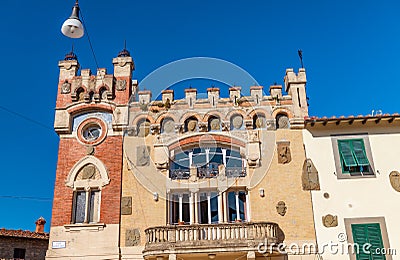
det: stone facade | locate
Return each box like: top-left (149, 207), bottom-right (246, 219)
top-left (48, 50), bottom-right (317, 260)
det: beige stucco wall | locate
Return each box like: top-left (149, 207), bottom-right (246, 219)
top-left (303, 121), bottom-right (400, 260)
top-left (46, 224), bottom-right (120, 260)
top-left (251, 129), bottom-right (316, 245)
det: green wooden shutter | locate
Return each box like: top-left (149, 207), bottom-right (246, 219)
top-left (338, 140), bottom-right (358, 167)
top-left (351, 223), bottom-right (386, 260)
top-left (352, 224), bottom-right (371, 260)
top-left (367, 224), bottom-right (385, 260)
top-left (352, 139), bottom-right (370, 166)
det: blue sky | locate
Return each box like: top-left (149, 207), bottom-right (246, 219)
top-left (0, 0), bottom-right (399, 232)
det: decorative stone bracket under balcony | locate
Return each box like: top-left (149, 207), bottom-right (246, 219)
top-left (143, 222), bottom-right (280, 258)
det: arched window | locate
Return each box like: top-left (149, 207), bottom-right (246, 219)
top-left (137, 118), bottom-right (150, 137)
top-left (230, 115), bottom-right (244, 130)
top-left (253, 114), bottom-right (266, 129)
top-left (99, 87), bottom-right (108, 100)
top-left (276, 113), bottom-right (290, 129)
top-left (161, 117), bottom-right (175, 134)
top-left (76, 87), bottom-right (85, 101)
top-left (66, 156), bottom-right (110, 224)
top-left (184, 117), bottom-right (198, 133)
top-left (208, 116), bottom-right (221, 131)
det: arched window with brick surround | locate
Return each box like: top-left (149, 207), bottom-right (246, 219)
top-left (65, 156), bottom-right (110, 224)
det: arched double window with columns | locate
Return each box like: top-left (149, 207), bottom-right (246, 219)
top-left (170, 147), bottom-right (246, 179)
top-left (66, 156), bottom-right (110, 224)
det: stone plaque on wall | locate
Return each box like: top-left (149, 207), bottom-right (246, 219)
top-left (277, 141), bottom-right (291, 164)
top-left (302, 159), bottom-right (320, 190)
top-left (126, 229), bottom-right (140, 246)
top-left (116, 79), bottom-right (127, 91)
top-left (322, 214), bottom-right (338, 228)
top-left (389, 171), bottom-right (400, 192)
top-left (276, 201), bottom-right (287, 216)
top-left (121, 196), bottom-right (132, 215)
top-left (136, 146), bottom-right (150, 166)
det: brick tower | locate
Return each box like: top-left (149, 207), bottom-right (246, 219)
top-left (46, 49), bottom-right (136, 260)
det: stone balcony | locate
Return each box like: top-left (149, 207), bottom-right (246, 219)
top-left (143, 222), bottom-right (280, 258)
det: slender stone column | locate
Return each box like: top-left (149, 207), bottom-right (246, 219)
top-left (189, 193), bottom-right (194, 224)
top-left (218, 192), bottom-right (223, 223)
top-left (235, 192), bottom-right (241, 221)
top-left (207, 193), bottom-right (212, 224)
top-left (179, 194), bottom-right (183, 222)
top-left (245, 191), bottom-right (251, 221)
top-left (194, 192), bottom-right (198, 224)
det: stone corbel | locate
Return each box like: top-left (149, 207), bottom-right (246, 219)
top-left (150, 124), bottom-right (160, 135)
top-left (198, 122), bottom-right (208, 132)
top-left (175, 123), bottom-right (183, 134)
top-left (93, 93), bottom-right (101, 102)
top-left (244, 119), bottom-right (253, 130)
top-left (126, 126), bottom-right (137, 136)
top-left (221, 121), bottom-right (230, 131)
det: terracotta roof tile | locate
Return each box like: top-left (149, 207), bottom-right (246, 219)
top-left (304, 113), bottom-right (400, 126)
top-left (0, 228), bottom-right (49, 240)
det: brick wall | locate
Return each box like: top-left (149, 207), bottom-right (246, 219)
top-left (51, 136), bottom-right (123, 227)
top-left (0, 237), bottom-right (48, 260)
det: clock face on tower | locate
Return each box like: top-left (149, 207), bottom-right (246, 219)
top-left (82, 124), bottom-right (102, 142)
top-left (76, 117), bottom-right (108, 146)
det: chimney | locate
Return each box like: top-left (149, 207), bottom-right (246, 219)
top-left (35, 217), bottom-right (46, 233)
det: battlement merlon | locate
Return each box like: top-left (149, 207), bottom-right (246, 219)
top-left (284, 68), bottom-right (308, 118)
top-left (58, 59), bottom-right (80, 82)
top-left (284, 68), bottom-right (307, 93)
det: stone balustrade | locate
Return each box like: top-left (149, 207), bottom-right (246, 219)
top-left (143, 222), bottom-right (279, 257)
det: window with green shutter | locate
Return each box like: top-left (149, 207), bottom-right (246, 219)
top-left (351, 223), bottom-right (386, 260)
top-left (338, 139), bottom-right (371, 174)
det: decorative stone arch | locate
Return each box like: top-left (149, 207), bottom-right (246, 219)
top-left (273, 109), bottom-right (292, 129)
top-left (65, 156), bottom-right (110, 189)
top-left (96, 83), bottom-right (111, 93)
top-left (167, 133), bottom-right (247, 152)
top-left (98, 84), bottom-right (111, 100)
top-left (247, 108), bottom-right (269, 119)
top-left (155, 112), bottom-right (179, 124)
top-left (202, 111), bottom-right (225, 122)
top-left (67, 105), bottom-right (114, 118)
top-left (225, 109), bottom-right (249, 122)
top-left (180, 112), bottom-right (202, 124)
top-left (272, 108), bottom-right (293, 119)
top-left (131, 114), bottom-right (156, 126)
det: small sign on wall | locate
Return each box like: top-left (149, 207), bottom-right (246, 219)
top-left (52, 241), bottom-right (66, 249)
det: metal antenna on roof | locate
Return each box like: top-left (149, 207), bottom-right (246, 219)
top-left (298, 50), bottom-right (304, 68)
